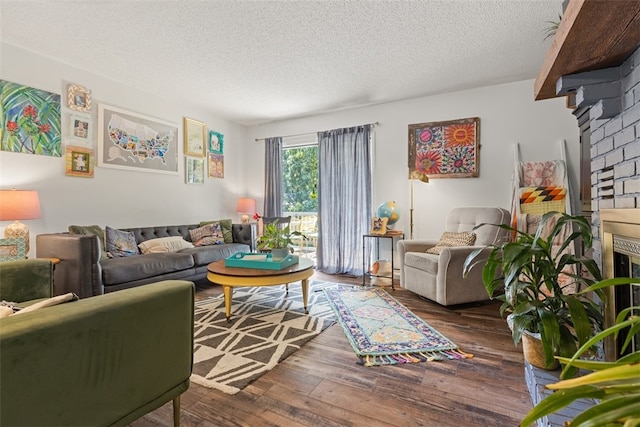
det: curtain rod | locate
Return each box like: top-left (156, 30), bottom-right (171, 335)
top-left (254, 121), bottom-right (379, 142)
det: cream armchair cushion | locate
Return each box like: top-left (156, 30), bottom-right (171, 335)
top-left (398, 207), bottom-right (510, 306)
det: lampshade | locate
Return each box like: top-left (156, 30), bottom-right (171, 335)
top-left (0, 190), bottom-right (42, 220)
top-left (235, 198), bottom-right (256, 224)
top-left (0, 189), bottom-right (42, 255)
top-left (409, 170), bottom-right (429, 183)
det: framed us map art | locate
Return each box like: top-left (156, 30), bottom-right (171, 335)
top-left (98, 104), bottom-right (178, 175)
top-left (408, 117), bottom-right (480, 179)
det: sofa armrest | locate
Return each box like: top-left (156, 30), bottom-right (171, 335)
top-left (232, 223), bottom-right (255, 251)
top-left (0, 280), bottom-right (194, 426)
top-left (36, 233), bottom-right (104, 298)
top-left (0, 259), bottom-right (53, 303)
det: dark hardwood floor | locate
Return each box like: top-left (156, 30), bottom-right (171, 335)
top-left (132, 272), bottom-right (532, 427)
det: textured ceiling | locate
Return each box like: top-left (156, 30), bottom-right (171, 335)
top-left (0, 0), bottom-right (563, 126)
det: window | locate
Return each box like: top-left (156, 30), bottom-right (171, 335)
top-left (282, 144), bottom-right (318, 214)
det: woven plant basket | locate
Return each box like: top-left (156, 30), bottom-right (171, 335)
top-left (522, 332), bottom-right (559, 370)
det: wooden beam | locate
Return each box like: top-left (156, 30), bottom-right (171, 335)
top-left (534, 0), bottom-right (640, 101)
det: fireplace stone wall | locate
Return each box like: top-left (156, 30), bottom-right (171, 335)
top-left (585, 45), bottom-right (640, 268)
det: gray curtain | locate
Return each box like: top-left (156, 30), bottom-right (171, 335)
top-left (316, 125), bottom-right (372, 275)
top-left (263, 137), bottom-right (283, 217)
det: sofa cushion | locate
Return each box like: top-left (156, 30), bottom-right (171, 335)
top-left (181, 243), bottom-right (249, 266)
top-left (105, 226), bottom-right (139, 258)
top-left (138, 236), bottom-right (194, 254)
top-left (199, 218), bottom-right (233, 243)
top-left (405, 252), bottom-right (439, 275)
top-left (69, 224), bottom-right (108, 261)
top-left (101, 253), bottom-right (195, 285)
top-left (426, 231), bottom-right (476, 255)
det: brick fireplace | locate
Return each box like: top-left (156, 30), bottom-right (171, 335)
top-left (583, 45), bottom-right (640, 262)
top-left (577, 45), bottom-right (640, 361)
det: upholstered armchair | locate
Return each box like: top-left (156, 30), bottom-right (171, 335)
top-left (398, 207), bottom-right (511, 306)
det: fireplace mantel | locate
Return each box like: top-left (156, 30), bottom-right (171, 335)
top-left (534, 0), bottom-right (640, 101)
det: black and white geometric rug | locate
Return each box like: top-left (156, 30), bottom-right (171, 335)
top-left (191, 281), bottom-right (336, 394)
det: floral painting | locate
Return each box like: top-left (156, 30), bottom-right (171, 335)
top-left (408, 117), bottom-right (479, 178)
top-left (0, 80), bottom-right (61, 157)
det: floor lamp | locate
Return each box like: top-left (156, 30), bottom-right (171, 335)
top-left (409, 170), bottom-right (429, 240)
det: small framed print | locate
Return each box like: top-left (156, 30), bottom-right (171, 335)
top-left (65, 145), bottom-right (95, 178)
top-left (185, 156), bottom-right (205, 184)
top-left (184, 117), bottom-right (206, 157)
top-left (370, 217), bottom-right (388, 235)
top-left (69, 114), bottom-right (92, 142)
top-left (0, 238), bottom-right (27, 261)
top-left (209, 130), bottom-right (224, 154)
top-left (67, 84), bottom-right (92, 112)
top-left (208, 153), bottom-right (224, 178)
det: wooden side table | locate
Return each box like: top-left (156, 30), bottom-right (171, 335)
top-left (362, 232), bottom-right (404, 290)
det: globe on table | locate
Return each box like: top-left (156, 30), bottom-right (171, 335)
top-left (376, 201), bottom-right (400, 228)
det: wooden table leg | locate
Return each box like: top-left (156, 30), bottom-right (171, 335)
top-left (223, 286), bottom-right (233, 322)
top-left (301, 278), bottom-right (309, 314)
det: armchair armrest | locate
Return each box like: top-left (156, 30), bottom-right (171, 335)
top-left (0, 259), bottom-right (53, 303)
top-left (397, 239), bottom-right (439, 254)
top-left (0, 280), bottom-right (194, 426)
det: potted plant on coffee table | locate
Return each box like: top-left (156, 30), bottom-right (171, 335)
top-left (464, 212), bottom-right (605, 371)
top-left (256, 219), bottom-right (305, 261)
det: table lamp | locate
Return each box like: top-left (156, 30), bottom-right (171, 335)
top-left (235, 198), bottom-right (256, 224)
top-left (409, 170), bottom-right (429, 240)
top-left (0, 189), bottom-right (42, 252)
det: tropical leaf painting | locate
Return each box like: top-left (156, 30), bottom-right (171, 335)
top-left (0, 80), bottom-right (61, 157)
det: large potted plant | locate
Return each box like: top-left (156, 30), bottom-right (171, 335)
top-left (521, 277), bottom-right (640, 426)
top-left (464, 212), bottom-right (605, 370)
top-left (256, 219), bottom-right (305, 261)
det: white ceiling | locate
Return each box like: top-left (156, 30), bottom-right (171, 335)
top-left (0, 0), bottom-right (563, 126)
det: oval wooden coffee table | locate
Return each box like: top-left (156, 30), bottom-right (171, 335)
top-left (207, 258), bottom-right (315, 321)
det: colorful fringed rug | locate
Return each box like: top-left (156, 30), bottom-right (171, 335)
top-left (191, 281), bottom-right (335, 394)
top-left (323, 285), bottom-right (472, 366)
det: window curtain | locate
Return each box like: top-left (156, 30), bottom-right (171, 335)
top-left (263, 137), bottom-right (283, 217)
top-left (316, 125), bottom-right (372, 275)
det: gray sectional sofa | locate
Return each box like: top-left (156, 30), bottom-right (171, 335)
top-left (36, 223), bottom-right (254, 298)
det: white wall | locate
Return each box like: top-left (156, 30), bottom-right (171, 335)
top-left (0, 43), bottom-right (249, 256)
top-left (1, 41), bottom-right (580, 258)
top-left (246, 80), bottom-right (579, 241)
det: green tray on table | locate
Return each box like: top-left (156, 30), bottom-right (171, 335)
top-left (224, 252), bottom-right (299, 270)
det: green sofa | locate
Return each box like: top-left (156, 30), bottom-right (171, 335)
top-left (0, 259), bottom-right (194, 426)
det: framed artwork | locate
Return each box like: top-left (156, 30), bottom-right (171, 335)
top-left (68, 113), bottom-right (92, 142)
top-left (184, 117), bottom-right (206, 157)
top-left (370, 217), bottom-right (388, 235)
top-left (0, 79), bottom-right (62, 157)
top-left (208, 153), bottom-right (224, 178)
top-left (209, 130), bottom-right (224, 154)
top-left (0, 238), bottom-right (27, 261)
top-left (97, 103), bottom-right (179, 175)
top-left (408, 117), bottom-right (480, 179)
top-left (65, 145), bottom-right (95, 178)
top-left (185, 156), bottom-right (205, 184)
top-left (67, 84), bottom-right (91, 112)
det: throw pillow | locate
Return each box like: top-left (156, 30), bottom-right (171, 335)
top-left (199, 218), bottom-right (232, 243)
top-left (426, 231), bottom-right (477, 255)
top-left (190, 222), bottom-right (224, 246)
top-left (138, 236), bottom-right (194, 254)
top-left (68, 224), bottom-right (108, 261)
top-left (105, 226), bottom-right (139, 258)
